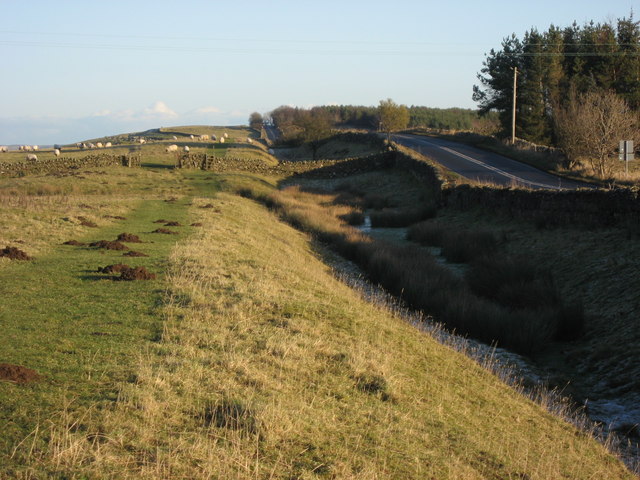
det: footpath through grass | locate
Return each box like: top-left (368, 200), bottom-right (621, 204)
top-left (0, 194), bottom-right (196, 475)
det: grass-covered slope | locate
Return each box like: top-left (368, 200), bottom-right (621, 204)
top-left (0, 158), bottom-right (634, 477)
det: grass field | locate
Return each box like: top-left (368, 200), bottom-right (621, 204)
top-left (0, 136), bottom-right (636, 478)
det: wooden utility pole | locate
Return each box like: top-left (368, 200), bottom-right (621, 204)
top-left (511, 67), bottom-right (518, 144)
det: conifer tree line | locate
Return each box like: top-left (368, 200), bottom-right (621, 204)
top-left (473, 14), bottom-right (640, 146)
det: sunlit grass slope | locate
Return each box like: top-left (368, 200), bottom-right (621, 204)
top-left (0, 157), bottom-right (634, 478)
top-left (6, 182), bottom-right (627, 478)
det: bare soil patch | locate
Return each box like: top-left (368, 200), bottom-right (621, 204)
top-left (63, 240), bottom-right (86, 246)
top-left (153, 219), bottom-right (167, 223)
top-left (104, 215), bottom-right (127, 220)
top-left (190, 222), bottom-right (203, 227)
top-left (78, 216), bottom-right (98, 228)
top-left (98, 263), bottom-right (131, 274)
top-left (152, 228), bottom-right (179, 235)
top-left (200, 204), bottom-right (215, 209)
top-left (123, 251), bottom-right (148, 257)
top-left (0, 363), bottom-right (41, 384)
top-left (164, 221), bottom-right (182, 227)
top-left (116, 233), bottom-right (142, 243)
top-left (118, 266), bottom-right (156, 281)
top-left (0, 246), bottom-right (31, 260)
top-left (90, 240), bottom-right (129, 250)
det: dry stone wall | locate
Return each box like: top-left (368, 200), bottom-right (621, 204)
top-left (0, 154), bottom-right (140, 177)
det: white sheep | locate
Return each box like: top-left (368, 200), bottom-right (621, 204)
top-left (96, 142), bottom-right (103, 148)
top-left (105, 142), bottom-right (112, 147)
top-left (53, 149), bottom-right (61, 157)
top-left (138, 138), bottom-right (146, 144)
top-left (220, 137), bottom-right (225, 144)
top-left (190, 135), bottom-right (194, 139)
top-left (0, 146), bottom-right (7, 153)
top-left (88, 143), bottom-right (96, 149)
top-left (212, 134), bottom-right (217, 141)
top-left (32, 145), bottom-right (39, 151)
top-left (183, 146), bottom-right (190, 152)
top-left (247, 137), bottom-right (252, 143)
top-left (172, 135), bottom-right (178, 140)
top-left (26, 153), bottom-right (38, 161)
top-left (224, 132), bottom-right (228, 138)
top-left (165, 144), bottom-right (178, 153)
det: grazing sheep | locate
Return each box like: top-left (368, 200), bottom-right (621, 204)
top-left (53, 149), bottom-right (61, 157)
top-left (138, 138), bottom-right (146, 144)
top-left (212, 134), bottom-right (217, 141)
top-left (172, 135), bottom-right (178, 140)
top-left (76, 142), bottom-right (82, 149)
top-left (190, 135), bottom-right (194, 139)
top-left (199, 134), bottom-right (210, 141)
top-left (268, 149), bottom-right (275, 155)
top-left (219, 137), bottom-right (225, 144)
top-left (26, 153), bottom-right (38, 161)
top-left (165, 144), bottom-right (178, 153)
top-left (88, 143), bottom-right (96, 149)
top-left (247, 137), bottom-right (252, 143)
top-left (32, 145), bottom-right (39, 151)
top-left (183, 146), bottom-right (190, 152)
top-left (223, 132), bottom-right (228, 138)
top-left (105, 142), bottom-right (112, 147)
top-left (96, 142), bottom-right (103, 148)
top-left (0, 146), bottom-right (7, 153)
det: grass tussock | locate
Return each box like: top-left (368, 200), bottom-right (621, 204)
top-left (408, 220), bottom-right (499, 262)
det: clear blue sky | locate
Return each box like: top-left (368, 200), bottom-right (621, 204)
top-left (0, 0), bottom-right (635, 144)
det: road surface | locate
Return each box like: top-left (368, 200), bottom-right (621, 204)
top-left (394, 134), bottom-right (590, 190)
top-left (263, 124), bottom-right (279, 143)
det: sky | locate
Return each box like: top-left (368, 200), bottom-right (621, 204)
top-left (0, 0), bottom-right (636, 145)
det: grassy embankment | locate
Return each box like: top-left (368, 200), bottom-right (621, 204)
top-left (0, 141), bottom-right (635, 478)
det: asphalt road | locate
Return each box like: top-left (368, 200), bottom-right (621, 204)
top-left (263, 124), bottom-right (279, 143)
top-left (394, 134), bottom-right (590, 190)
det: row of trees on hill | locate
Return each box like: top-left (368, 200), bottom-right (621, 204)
top-left (317, 105), bottom-right (498, 133)
top-left (266, 100), bottom-right (411, 157)
top-left (473, 14), bottom-right (640, 151)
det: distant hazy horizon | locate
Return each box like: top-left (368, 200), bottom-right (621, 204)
top-left (1, 0), bottom-right (635, 145)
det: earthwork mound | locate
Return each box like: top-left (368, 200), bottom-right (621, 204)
top-left (119, 266), bottom-right (156, 281)
top-left (78, 216), bottom-right (98, 228)
top-left (116, 233), bottom-right (142, 243)
top-left (0, 363), bottom-right (41, 384)
top-left (98, 263), bottom-right (131, 274)
top-left (123, 251), bottom-right (148, 257)
top-left (0, 246), bottom-right (32, 260)
top-left (152, 228), bottom-right (179, 235)
top-left (164, 221), bottom-right (182, 227)
top-left (90, 240), bottom-right (129, 250)
top-left (63, 240), bottom-right (86, 246)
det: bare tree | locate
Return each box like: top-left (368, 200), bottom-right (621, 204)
top-left (554, 89), bottom-right (637, 178)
